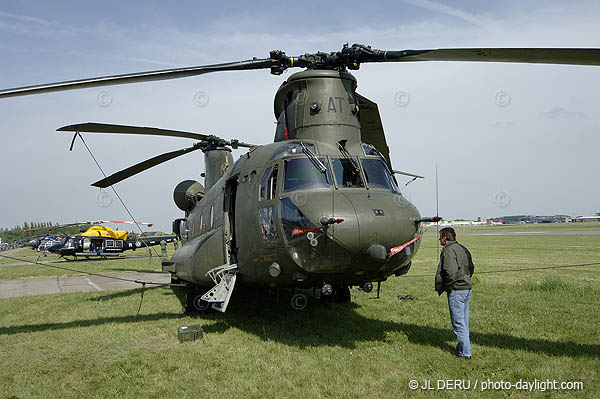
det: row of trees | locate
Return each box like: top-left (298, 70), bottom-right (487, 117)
top-left (0, 222), bottom-right (83, 243)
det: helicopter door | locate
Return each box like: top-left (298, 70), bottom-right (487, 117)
top-left (224, 177), bottom-right (238, 265)
top-left (258, 163), bottom-right (283, 249)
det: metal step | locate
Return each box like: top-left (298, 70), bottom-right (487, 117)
top-left (201, 264), bottom-right (238, 313)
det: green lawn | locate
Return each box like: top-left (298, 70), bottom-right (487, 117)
top-left (0, 246), bottom-right (174, 280)
top-left (0, 230), bottom-right (598, 398)
top-left (449, 221), bottom-right (600, 233)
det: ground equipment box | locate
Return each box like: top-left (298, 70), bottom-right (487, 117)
top-left (178, 325), bottom-right (203, 342)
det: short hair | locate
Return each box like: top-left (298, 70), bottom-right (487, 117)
top-left (439, 227), bottom-right (456, 241)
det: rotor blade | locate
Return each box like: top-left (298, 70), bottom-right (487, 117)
top-left (95, 221), bottom-right (153, 226)
top-left (92, 144), bottom-right (202, 188)
top-left (356, 93), bottom-right (391, 166)
top-left (366, 48), bottom-right (600, 66)
top-left (0, 58), bottom-right (272, 98)
top-left (58, 122), bottom-right (211, 141)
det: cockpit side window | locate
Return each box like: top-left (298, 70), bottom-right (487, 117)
top-left (283, 158), bottom-right (331, 192)
top-left (361, 158), bottom-right (399, 191)
top-left (332, 158), bottom-right (364, 188)
top-left (259, 165), bottom-right (278, 201)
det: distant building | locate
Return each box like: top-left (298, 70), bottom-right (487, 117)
top-left (572, 216), bottom-right (600, 223)
top-left (487, 215), bottom-right (571, 224)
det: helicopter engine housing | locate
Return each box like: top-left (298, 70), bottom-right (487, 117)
top-left (173, 180), bottom-right (206, 213)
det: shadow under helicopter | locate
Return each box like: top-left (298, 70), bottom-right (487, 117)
top-left (1, 286), bottom-right (597, 359)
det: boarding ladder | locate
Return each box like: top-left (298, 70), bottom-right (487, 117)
top-left (201, 264), bottom-right (238, 312)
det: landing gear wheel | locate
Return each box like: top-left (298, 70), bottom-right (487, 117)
top-left (291, 293), bottom-right (308, 310)
top-left (192, 294), bottom-right (211, 312)
top-left (185, 286), bottom-right (212, 314)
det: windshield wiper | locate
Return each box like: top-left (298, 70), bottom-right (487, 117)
top-left (301, 143), bottom-right (327, 174)
top-left (337, 140), bottom-right (360, 174)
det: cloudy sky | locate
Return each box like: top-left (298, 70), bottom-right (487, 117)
top-left (1, 0), bottom-right (599, 232)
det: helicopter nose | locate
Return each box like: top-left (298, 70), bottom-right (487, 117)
top-left (287, 190), bottom-right (420, 258)
top-left (338, 190), bottom-right (420, 254)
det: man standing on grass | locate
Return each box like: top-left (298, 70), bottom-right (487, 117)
top-left (435, 227), bottom-right (474, 359)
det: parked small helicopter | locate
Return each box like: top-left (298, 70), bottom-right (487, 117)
top-left (44, 221), bottom-right (176, 259)
top-left (27, 235), bottom-right (62, 252)
top-left (2, 44), bottom-right (599, 312)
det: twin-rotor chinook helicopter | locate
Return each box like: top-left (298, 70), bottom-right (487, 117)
top-left (2, 44), bottom-right (599, 312)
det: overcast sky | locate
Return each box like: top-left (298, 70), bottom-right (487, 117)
top-left (1, 0), bottom-right (599, 232)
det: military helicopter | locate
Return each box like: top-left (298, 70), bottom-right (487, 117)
top-left (2, 44), bottom-right (599, 312)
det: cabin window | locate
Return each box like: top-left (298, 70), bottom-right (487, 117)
top-left (361, 158), bottom-right (398, 191)
top-left (106, 240), bottom-right (114, 247)
top-left (116, 240), bottom-right (123, 248)
top-left (259, 165), bottom-right (278, 201)
top-left (283, 157), bottom-right (331, 192)
top-left (362, 143), bottom-right (380, 156)
top-left (258, 205), bottom-right (278, 245)
top-left (270, 142), bottom-right (317, 160)
top-left (180, 219), bottom-right (189, 241)
top-left (332, 158), bottom-right (364, 188)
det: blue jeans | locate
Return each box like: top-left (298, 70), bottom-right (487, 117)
top-left (448, 289), bottom-right (472, 357)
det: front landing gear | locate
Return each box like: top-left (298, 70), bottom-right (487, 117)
top-left (184, 285), bottom-right (212, 315)
top-left (319, 284), bottom-right (351, 304)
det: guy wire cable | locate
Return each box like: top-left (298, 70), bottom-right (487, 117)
top-left (0, 253), bottom-right (171, 286)
top-left (402, 261), bottom-right (600, 278)
top-left (0, 252), bottom-right (167, 315)
top-left (435, 163), bottom-right (440, 259)
top-left (75, 133), bottom-right (162, 258)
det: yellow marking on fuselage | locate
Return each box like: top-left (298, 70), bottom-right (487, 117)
top-left (79, 226), bottom-right (128, 240)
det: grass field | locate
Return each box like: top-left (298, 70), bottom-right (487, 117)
top-left (0, 224), bottom-right (599, 398)
top-left (0, 246), bottom-right (170, 280)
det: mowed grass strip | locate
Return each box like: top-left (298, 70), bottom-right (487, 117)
top-left (0, 231), bottom-right (599, 398)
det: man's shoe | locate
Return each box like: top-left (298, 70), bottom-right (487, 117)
top-left (457, 355), bottom-right (471, 360)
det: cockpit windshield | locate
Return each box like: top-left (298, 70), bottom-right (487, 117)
top-left (361, 158), bottom-right (399, 191)
top-left (332, 158), bottom-right (364, 188)
top-left (283, 158), bottom-right (331, 192)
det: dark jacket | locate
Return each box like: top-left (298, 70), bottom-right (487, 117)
top-left (435, 241), bottom-right (474, 295)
